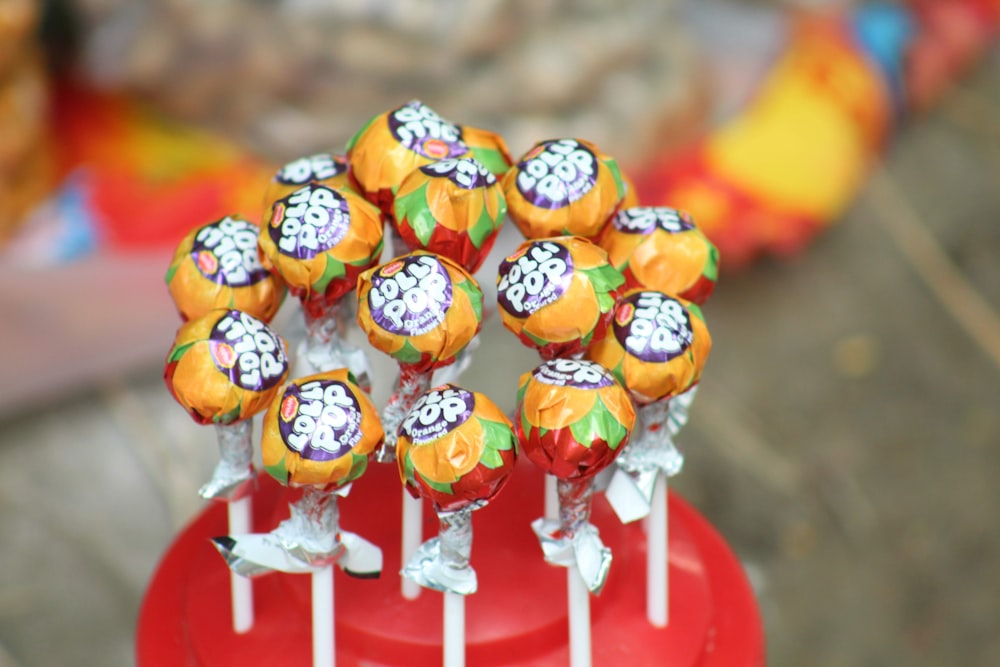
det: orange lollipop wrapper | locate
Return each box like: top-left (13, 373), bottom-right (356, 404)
top-left (596, 206), bottom-right (719, 305)
top-left (393, 156), bottom-right (507, 273)
top-left (496, 236), bottom-right (623, 359)
top-left (460, 124), bottom-right (513, 177)
top-left (347, 100), bottom-right (473, 213)
top-left (397, 384), bottom-right (518, 514)
top-left (586, 290), bottom-right (712, 406)
top-left (501, 138), bottom-right (626, 239)
top-left (259, 182), bottom-right (384, 315)
top-left (166, 216), bottom-right (286, 322)
top-left (164, 308), bottom-right (290, 425)
top-left (262, 152), bottom-right (356, 218)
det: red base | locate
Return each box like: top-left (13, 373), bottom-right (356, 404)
top-left (137, 462), bottom-right (764, 666)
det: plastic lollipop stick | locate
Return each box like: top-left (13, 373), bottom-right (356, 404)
top-left (647, 473), bottom-right (669, 628)
top-left (401, 492), bottom-right (423, 600)
top-left (296, 301), bottom-right (372, 393)
top-left (567, 564), bottom-right (592, 667)
top-left (443, 591), bottom-right (465, 667)
top-left (227, 495), bottom-right (254, 633)
top-left (312, 564), bottom-right (335, 667)
top-left (544, 474), bottom-right (558, 520)
top-left (201, 421), bottom-right (255, 500)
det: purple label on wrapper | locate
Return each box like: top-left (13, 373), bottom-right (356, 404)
top-left (419, 158), bottom-right (496, 190)
top-left (368, 255), bottom-right (453, 335)
top-left (387, 101), bottom-right (467, 160)
top-left (274, 153), bottom-right (347, 185)
top-left (400, 385), bottom-right (475, 444)
top-left (497, 240), bottom-right (573, 318)
top-left (209, 310), bottom-right (287, 391)
top-left (612, 207), bottom-right (695, 235)
top-left (268, 185), bottom-right (350, 260)
top-left (532, 359), bottom-right (614, 390)
top-left (190, 217), bottom-right (270, 287)
top-left (515, 139), bottom-right (597, 209)
top-left (278, 379), bottom-right (362, 461)
top-left (613, 291), bottom-right (693, 363)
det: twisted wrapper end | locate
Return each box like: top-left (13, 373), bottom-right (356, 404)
top-left (296, 300), bottom-right (373, 394)
top-left (200, 421), bottom-right (257, 501)
top-left (377, 365), bottom-right (433, 463)
top-left (401, 507), bottom-right (478, 595)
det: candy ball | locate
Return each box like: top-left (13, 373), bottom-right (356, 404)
top-left (262, 152), bottom-right (355, 216)
top-left (258, 182), bottom-right (384, 316)
top-left (397, 384), bottom-right (517, 513)
top-left (460, 124), bottom-right (513, 177)
top-left (515, 358), bottom-right (636, 481)
top-left (166, 216), bottom-right (286, 322)
top-left (165, 308), bottom-right (290, 425)
top-left (586, 290), bottom-right (712, 405)
top-left (393, 157), bottom-right (506, 273)
top-left (356, 251), bottom-right (483, 373)
top-left (501, 138), bottom-right (625, 239)
top-left (262, 369), bottom-right (383, 488)
top-left (596, 206), bottom-right (719, 305)
top-left (496, 236), bottom-right (623, 359)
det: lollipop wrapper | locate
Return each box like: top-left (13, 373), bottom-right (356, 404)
top-left (357, 252), bottom-right (484, 372)
top-left (531, 478), bottom-right (611, 594)
top-left (587, 290), bottom-right (711, 405)
top-left (263, 152), bottom-right (356, 213)
top-left (199, 421), bottom-right (256, 501)
top-left (497, 236), bottom-right (623, 359)
top-left (294, 301), bottom-right (372, 394)
top-left (377, 364), bottom-right (433, 462)
top-left (597, 207), bottom-right (719, 305)
top-left (402, 507), bottom-right (477, 595)
top-left (461, 124), bottom-right (513, 176)
top-left (166, 216), bottom-right (286, 323)
top-left (393, 157), bottom-right (506, 273)
top-left (501, 138), bottom-right (625, 239)
top-left (258, 183), bottom-right (384, 307)
top-left (213, 485), bottom-right (382, 577)
top-left (397, 384), bottom-right (517, 513)
top-left (347, 100), bottom-right (473, 212)
top-left (165, 309), bottom-right (290, 425)
top-left (516, 359), bottom-right (635, 481)
top-left (261, 369), bottom-right (383, 488)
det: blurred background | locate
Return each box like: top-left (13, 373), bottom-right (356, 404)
top-left (1, 0), bottom-right (999, 665)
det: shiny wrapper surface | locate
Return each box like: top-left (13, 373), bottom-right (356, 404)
top-left (356, 251), bottom-right (483, 372)
top-left (393, 157), bottom-right (506, 273)
top-left (496, 236), bottom-right (623, 359)
top-left (347, 100), bottom-right (473, 213)
top-left (262, 369), bottom-right (383, 488)
top-left (164, 308), bottom-right (290, 425)
top-left (586, 290), bottom-right (711, 405)
top-left (262, 152), bottom-right (355, 217)
top-left (501, 138), bottom-right (625, 239)
top-left (258, 183), bottom-right (384, 316)
top-left (397, 384), bottom-right (517, 513)
top-left (596, 206), bottom-right (719, 305)
top-left (515, 359), bottom-right (635, 481)
top-left (165, 216), bottom-right (286, 322)
top-left (460, 124), bottom-right (513, 177)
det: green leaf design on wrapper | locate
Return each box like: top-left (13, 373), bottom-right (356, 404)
top-left (567, 394), bottom-right (628, 452)
top-left (312, 258), bottom-right (347, 293)
top-left (479, 418), bottom-right (517, 469)
top-left (703, 240), bottom-right (721, 282)
top-left (688, 302), bottom-right (707, 324)
top-left (345, 115), bottom-right (378, 153)
top-left (393, 339), bottom-right (424, 365)
top-left (394, 182), bottom-right (437, 246)
top-left (467, 194), bottom-right (506, 249)
top-left (164, 262), bottom-right (179, 286)
top-left (345, 451), bottom-right (369, 484)
top-left (470, 147), bottom-right (509, 177)
top-left (578, 263), bottom-right (625, 315)
top-left (167, 341), bottom-right (195, 364)
top-left (215, 401), bottom-right (243, 426)
top-left (454, 277), bottom-right (483, 322)
top-left (419, 471), bottom-right (454, 495)
top-left (605, 157), bottom-right (627, 201)
top-left (265, 454), bottom-right (289, 485)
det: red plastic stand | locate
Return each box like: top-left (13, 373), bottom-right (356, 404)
top-left (137, 462), bottom-right (764, 666)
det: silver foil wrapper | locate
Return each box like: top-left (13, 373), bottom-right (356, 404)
top-left (213, 484), bottom-right (382, 578)
top-left (531, 478), bottom-right (612, 594)
top-left (402, 507), bottom-right (477, 595)
top-left (376, 367), bottom-right (433, 462)
top-left (294, 301), bottom-right (372, 393)
top-left (200, 421), bottom-right (256, 501)
top-left (605, 385), bottom-right (699, 523)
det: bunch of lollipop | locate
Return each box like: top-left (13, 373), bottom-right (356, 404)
top-left (161, 99), bottom-right (718, 667)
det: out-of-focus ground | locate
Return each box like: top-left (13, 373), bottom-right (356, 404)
top-left (2, 23), bottom-right (1000, 667)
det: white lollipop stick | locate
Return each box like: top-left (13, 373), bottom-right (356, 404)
top-left (401, 493), bottom-right (423, 600)
top-left (312, 564), bottom-right (335, 667)
top-left (567, 564), bottom-right (592, 667)
top-left (227, 495), bottom-right (254, 633)
top-left (647, 473), bottom-right (668, 627)
top-left (443, 591), bottom-right (465, 667)
top-left (544, 474), bottom-right (558, 520)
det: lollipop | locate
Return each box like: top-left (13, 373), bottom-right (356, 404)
top-left (501, 138), bottom-right (626, 240)
top-left (164, 307), bottom-right (290, 633)
top-left (496, 236), bottom-right (623, 360)
top-left (347, 100), bottom-right (474, 214)
top-left (586, 290), bottom-right (712, 627)
top-left (356, 251), bottom-right (483, 459)
top-left (460, 124), bottom-right (513, 177)
top-left (262, 152), bottom-right (355, 216)
top-left (397, 384), bottom-right (517, 666)
top-left (392, 156), bottom-right (506, 273)
top-left (259, 182), bottom-right (384, 389)
top-left (165, 215), bottom-right (285, 323)
top-left (595, 206), bottom-right (720, 305)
